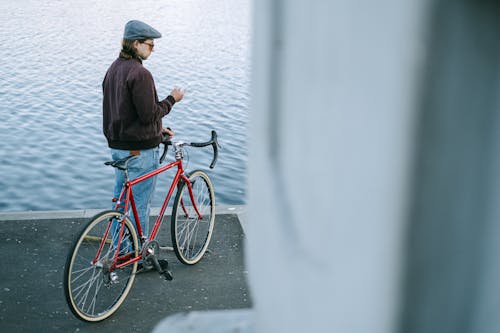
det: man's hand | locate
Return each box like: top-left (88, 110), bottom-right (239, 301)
top-left (170, 87), bottom-right (185, 103)
top-left (162, 127), bottom-right (174, 140)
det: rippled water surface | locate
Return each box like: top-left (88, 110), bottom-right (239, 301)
top-left (0, 0), bottom-right (250, 211)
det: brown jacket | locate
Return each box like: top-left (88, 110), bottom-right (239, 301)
top-left (102, 57), bottom-right (175, 150)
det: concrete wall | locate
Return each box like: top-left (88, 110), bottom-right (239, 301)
top-left (247, 0), bottom-right (429, 332)
top-left (398, 1), bottom-right (500, 332)
top-left (154, 0), bottom-right (500, 332)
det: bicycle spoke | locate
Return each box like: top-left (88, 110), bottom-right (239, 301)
top-left (88, 275), bottom-right (104, 316)
top-left (172, 171), bottom-right (215, 264)
top-left (182, 219), bottom-right (201, 257)
top-left (72, 272), bottom-right (97, 297)
top-left (64, 211), bottom-right (138, 321)
top-left (76, 268), bottom-right (100, 310)
top-left (71, 265), bottom-right (95, 281)
top-left (179, 220), bottom-right (193, 255)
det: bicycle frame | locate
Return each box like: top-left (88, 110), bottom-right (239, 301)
top-left (65, 131), bottom-right (218, 322)
top-left (97, 158), bottom-right (203, 270)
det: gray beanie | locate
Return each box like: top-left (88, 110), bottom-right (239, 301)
top-left (123, 20), bottom-right (162, 40)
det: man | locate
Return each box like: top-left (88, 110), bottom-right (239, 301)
top-left (102, 20), bottom-right (184, 238)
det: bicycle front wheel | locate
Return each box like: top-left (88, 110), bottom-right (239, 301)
top-left (63, 210), bottom-right (139, 322)
top-left (171, 170), bottom-right (215, 265)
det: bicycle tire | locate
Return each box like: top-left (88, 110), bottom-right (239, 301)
top-left (171, 170), bottom-right (215, 265)
top-left (63, 210), bottom-right (139, 322)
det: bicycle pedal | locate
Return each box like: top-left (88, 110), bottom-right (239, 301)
top-left (163, 270), bottom-right (173, 281)
top-left (157, 259), bottom-right (173, 281)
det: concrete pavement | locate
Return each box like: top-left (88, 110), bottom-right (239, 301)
top-left (0, 208), bottom-right (251, 332)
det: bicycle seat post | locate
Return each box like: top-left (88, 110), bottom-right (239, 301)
top-left (123, 168), bottom-right (130, 182)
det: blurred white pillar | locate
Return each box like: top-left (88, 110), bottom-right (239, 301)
top-left (153, 1), bottom-right (432, 332)
top-left (247, 0), bottom-right (428, 332)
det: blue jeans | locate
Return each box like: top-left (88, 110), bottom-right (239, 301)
top-left (111, 147), bottom-right (159, 238)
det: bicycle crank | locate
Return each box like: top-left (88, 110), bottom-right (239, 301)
top-left (142, 240), bottom-right (173, 281)
top-left (147, 256), bottom-right (173, 281)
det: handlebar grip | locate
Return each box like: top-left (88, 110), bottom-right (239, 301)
top-left (209, 130), bottom-right (218, 169)
top-left (159, 134), bottom-right (172, 164)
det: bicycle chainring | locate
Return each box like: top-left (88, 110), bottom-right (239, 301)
top-left (141, 240), bottom-right (160, 262)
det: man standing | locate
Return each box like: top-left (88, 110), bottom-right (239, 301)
top-left (102, 20), bottom-right (184, 238)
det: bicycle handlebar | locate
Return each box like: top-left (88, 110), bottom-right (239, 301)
top-left (190, 130), bottom-right (219, 168)
top-left (160, 130), bottom-right (219, 169)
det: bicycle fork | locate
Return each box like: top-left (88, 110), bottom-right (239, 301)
top-left (180, 175), bottom-right (203, 220)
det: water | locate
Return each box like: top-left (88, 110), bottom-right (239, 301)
top-left (0, 0), bottom-right (250, 212)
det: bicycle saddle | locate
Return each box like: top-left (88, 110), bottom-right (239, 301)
top-left (104, 155), bottom-right (138, 171)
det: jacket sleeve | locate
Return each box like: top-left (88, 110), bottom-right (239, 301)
top-left (129, 67), bottom-right (175, 124)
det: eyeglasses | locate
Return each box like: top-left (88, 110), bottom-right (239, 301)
top-left (141, 41), bottom-right (155, 50)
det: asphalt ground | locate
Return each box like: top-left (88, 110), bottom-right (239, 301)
top-left (0, 213), bottom-right (251, 332)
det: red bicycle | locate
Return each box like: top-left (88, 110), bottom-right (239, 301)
top-left (63, 131), bottom-right (219, 322)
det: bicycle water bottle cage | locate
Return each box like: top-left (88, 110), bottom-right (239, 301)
top-left (104, 155), bottom-right (139, 171)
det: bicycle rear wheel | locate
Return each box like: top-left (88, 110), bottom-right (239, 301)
top-left (63, 210), bottom-right (139, 322)
top-left (171, 170), bottom-right (215, 265)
